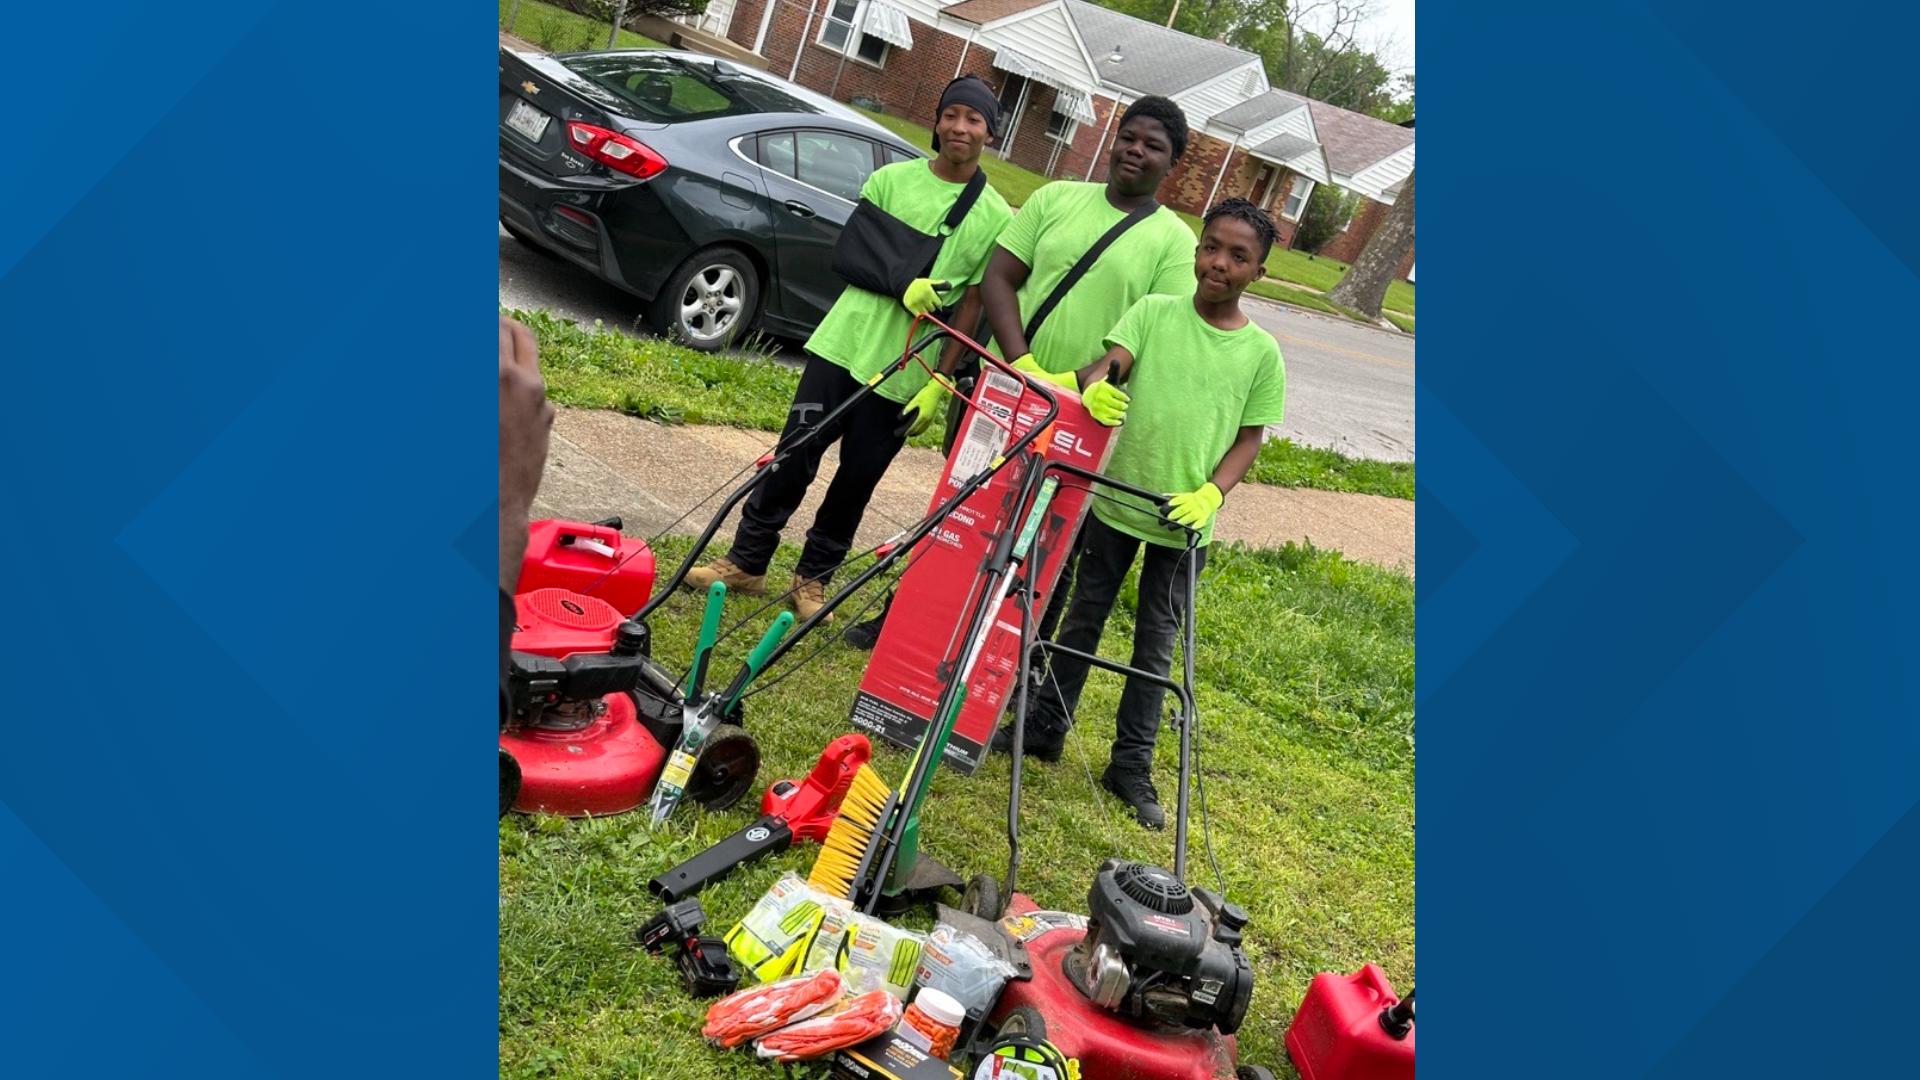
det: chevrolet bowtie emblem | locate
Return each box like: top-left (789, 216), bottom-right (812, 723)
top-left (522, 80), bottom-right (540, 95)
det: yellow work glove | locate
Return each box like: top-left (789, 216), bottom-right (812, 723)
top-left (902, 278), bottom-right (946, 316)
top-left (1165, 482), bottom-right (1224, 531)
top-left (1081, 379), bottom-right (1130, 426)
top-left (1010, 353), bottom-right (1077, 391)
top-left (900, 374), bottom-right (954, 437)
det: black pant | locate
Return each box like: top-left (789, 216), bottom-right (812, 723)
top-left (727, 354), bottom-right (909, 582)
top-left (1028, 515), bottom-right (1206, 775)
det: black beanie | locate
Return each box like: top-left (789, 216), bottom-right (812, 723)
top-left (931, 75), bottom-right (1000, 152)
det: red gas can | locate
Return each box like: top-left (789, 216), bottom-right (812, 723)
top-left (517, 518), bottom-right (656, 616)
top-left (1285, 966), bottom-right (1414, 1080)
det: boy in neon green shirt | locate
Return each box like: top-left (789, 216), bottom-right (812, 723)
top-left (1010, 198), bottom-right (1287, 829)
top-left (846, 97), bottom-right (1198, 650)
top-left (684, 76), bottom-right (1011, 621)
top-left (980, 96), bottom-right (1200, 378)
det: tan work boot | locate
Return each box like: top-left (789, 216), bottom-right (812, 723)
top-left (790, 574), bottom-right (834, 623)
top-left (683, 557), bottom-right (766, 595)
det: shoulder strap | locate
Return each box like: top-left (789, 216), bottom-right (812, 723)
top-left (1024, 201), bottom-right (1159, 344)
top-left (915, 169), bottom-right (991, 282)
top-left (941, 168), bottom-right (988, 234)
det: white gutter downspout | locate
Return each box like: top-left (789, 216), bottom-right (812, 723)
top-left (754, 0), bottom-right (780, 54)
top-left (954, 26), bottom-right (977, 77)
top-left (790, 0), bottom-right (823, 81)
top-left (1084, 94), bottom-right (1123, 180)
top-left (1203, 133), bottom-right (1241, 209)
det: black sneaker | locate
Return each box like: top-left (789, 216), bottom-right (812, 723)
top-left (1100, 767), bottom-right (1166, 830)
top-left (989, 723), bottom-right (1064, 762)
top-left (843, 593), bottom-right (893, 651)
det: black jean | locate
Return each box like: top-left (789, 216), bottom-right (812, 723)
top-left (1027, 514), bottom-right (1206, 775)
top-left (727, 354), bottom-right (909, 582)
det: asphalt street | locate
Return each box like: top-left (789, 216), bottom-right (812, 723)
top-left (499, 227), bottom-right (1415, 462)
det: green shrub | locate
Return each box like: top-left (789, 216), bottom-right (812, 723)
top-left (1296, 184), bottom-right (1361, 254)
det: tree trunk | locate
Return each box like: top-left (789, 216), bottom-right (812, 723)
top-left (607, 1), bottom-right (630, 48)
top-left (1326, 170), bottom-right (1414, 319)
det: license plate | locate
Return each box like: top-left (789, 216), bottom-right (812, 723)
top-left (506, 98), bottom-right (550, 142)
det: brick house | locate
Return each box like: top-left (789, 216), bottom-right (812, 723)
top-left (1299, 102), bottom-right (1415, 278)
top-left (691, 0), bottom-right (1410, 272)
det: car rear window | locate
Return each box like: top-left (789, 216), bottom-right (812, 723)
top-left (561, 55), bottom-right (821, 122)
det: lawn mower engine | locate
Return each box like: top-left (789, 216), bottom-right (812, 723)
top-left (982, 859), bottom-right (1261, 1080)
top-left (500, 587), bottom-right (758, 817)
top-left (1066, 860), bottom-right (1254, 1037)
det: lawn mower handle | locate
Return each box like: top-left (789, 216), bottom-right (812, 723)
top-left (747, 316), bottom-right (1061, 675)
top-left (632, 313), bottom-right (1058, 628)
top-left (1006, 460), bottom-right (1202, 882)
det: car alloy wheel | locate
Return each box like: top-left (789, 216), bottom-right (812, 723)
top-left (678, 262), bottom-right (744, 345)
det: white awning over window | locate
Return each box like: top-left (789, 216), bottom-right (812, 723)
top-left (862, 2), bottom-right (914, 50)
top-left (1054, 87), bottom-right (1097, 126)
top-left (992, 48), bottom-right (1097, 125)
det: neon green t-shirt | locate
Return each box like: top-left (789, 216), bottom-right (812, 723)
top-left (805, 159), bottom-right (1013, 404)
top-left (991, 180), bottom-right (1196, 373)
top-left (1092, 294), bottom-right (1287, 548)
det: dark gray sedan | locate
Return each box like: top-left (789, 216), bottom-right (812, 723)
top-left (499, 48), bottom-right (921, 350)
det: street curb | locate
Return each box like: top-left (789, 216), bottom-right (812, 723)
top-left (1245, 292), bottom-right (1415, 340)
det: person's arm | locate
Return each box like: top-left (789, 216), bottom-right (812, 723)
top-left (1211, 425), bottom-right (1266, 497)
top-left (981, 247), bottom-right (1034, 360)
top-left (500, 316), bottom-right (554, 594)
top-left (936, 286), bottom-right (985, 376)
top-left (1073, 344), bottom-right (1135, 390)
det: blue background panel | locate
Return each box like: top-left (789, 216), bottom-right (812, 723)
top-left (1425, 3), bottom-right (1919, 1077)
top-left (0, 2), bottom-right (496, 1076)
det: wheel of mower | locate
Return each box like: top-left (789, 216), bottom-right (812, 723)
top-left (686, 724), bottom-right (759, 811)
top-left (962, 872), bottom-right (1005, 920)
top-left (996, 1006), bottom-right (1047, 1042)
top-left (1235, 1066), bottom-right (1278, 1080)
top-left (499, 749), bottom-right (522, 818)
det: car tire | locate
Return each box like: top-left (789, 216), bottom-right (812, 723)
top-left (649, 247), bottom-right (759, 352)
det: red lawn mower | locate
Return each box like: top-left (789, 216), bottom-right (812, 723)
top-left (942, 461), bottom-right (1279, 1080)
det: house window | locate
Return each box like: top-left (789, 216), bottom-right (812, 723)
top-left (1045, 103), bottom-right (1076, 143)
top-left (819, 0), bottom-right (889, 66)
top-left (1279, 175), bottom-right (1314, 221)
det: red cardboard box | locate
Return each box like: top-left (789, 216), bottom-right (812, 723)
top-left (850, 367), bottom-right (1117, 774)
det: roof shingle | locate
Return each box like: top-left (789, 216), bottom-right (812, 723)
top-left (1064, 0), bottom-right (1261, 98)
top-left (1250, 132), bottom-right (1317, 162)
top-left (1306, 99), bottom-right (1415, 177)
top-left (941, 0), bottom-right (1052, 25)
top-left (1211, 89), bottom-right (1310, 133)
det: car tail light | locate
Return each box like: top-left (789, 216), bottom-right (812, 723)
top-left (566, 122), bottom-right (666, 180)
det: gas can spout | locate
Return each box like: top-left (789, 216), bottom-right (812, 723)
top-left (1378, 988), bottom-right (1415, 1040)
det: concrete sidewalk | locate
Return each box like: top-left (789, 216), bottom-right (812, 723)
top-left (535, 408), bottom-right (1415, 575)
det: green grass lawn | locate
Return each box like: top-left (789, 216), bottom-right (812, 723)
top-left (500, 532), bottom-right (1414, 1079)
top-left (1252, 439), bottom-right (1414, 499)
top-left (515, 307), bottom-right (1413, 498)
top-left (501, 0), bottom-right (666, 51)
top-left (1246, 278), bottom-right (1361, 321)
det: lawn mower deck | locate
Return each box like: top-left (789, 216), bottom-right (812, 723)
top-left (502, 581), bottom-right (758, 818)
top-left (978, 893), bottom-right (1241, 1080)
